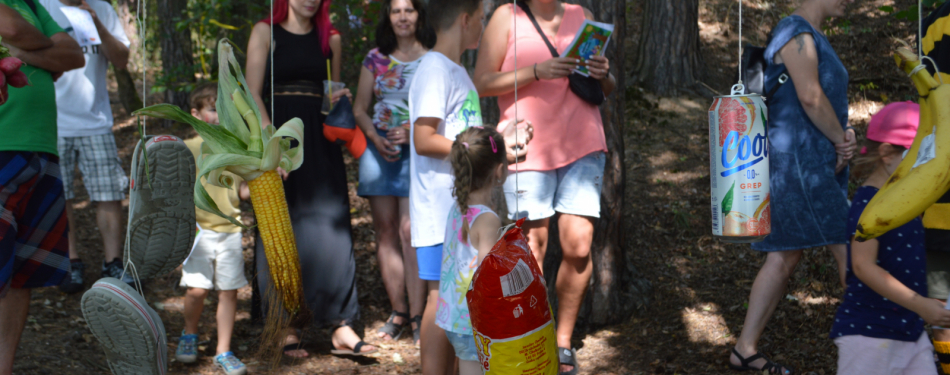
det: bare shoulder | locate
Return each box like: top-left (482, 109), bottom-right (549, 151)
top-left (581, 6), bottom-right (594, 20)
top-left (487, 3), bottom-right (513, 30)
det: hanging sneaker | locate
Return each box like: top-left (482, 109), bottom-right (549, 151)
top-left (126, 135), bottom-right (196, 280)
top-left (81, 277), bottom-right (168, 375)
top-left (214, 352), bottom-right (247, 375)
top-left (59, 260), bottom-right (86, 294)
top-left (175, 331), bottom-right (198, 363)
top-left (101, 259), bottom-right (135, 287)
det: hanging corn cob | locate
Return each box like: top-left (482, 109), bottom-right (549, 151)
top-left (133, 39), bottom-right (305, 314)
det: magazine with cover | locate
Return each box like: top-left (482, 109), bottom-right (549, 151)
top-left (561, 19), bottom-right (614, 77)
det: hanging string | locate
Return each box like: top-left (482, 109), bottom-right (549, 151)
top-left (270, 0), bottom-right (275, 122)
top-left (919, 0), bottom-right (923, 58)
top-left (136, 0), bottom-right (147, 137)
top-left (737, 0), bottom-right (742, 85)
top-left (512, 0), bottom-right (519, 219)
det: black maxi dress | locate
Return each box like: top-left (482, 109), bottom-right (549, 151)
top-left (253, 24), bottom-right (360, 328)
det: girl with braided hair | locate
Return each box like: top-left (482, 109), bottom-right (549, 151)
top-left (437, 126), bottom-right (508, 374)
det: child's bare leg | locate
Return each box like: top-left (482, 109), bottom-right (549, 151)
top-left (184, 288), bottom-right (210, 334)
top-left (421, 281), bottom-right (454, 375)
top-left (458, 359), bottom-right (481, 375)
top-left (216, 289), bottom-right (238, 354)
top-left (829, 243), bottom-right (847, 288)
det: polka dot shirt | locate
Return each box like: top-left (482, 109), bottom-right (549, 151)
top-left (830, 186), bottom-right (927, 342)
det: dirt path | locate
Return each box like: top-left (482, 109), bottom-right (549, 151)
top-left (11, 0), bottom-right (930, 374)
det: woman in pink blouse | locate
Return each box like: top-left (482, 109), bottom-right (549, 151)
top-left (473, 1), bottom-right (615, 374)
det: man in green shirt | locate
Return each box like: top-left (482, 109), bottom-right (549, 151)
top-left (0, 1), bottom-right (83, 373)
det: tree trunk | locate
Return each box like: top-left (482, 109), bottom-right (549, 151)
top-left (158, 0), bottom-right (195, 123)
top-left (634, 0), bottom-right (704, 96)
top-left (539, 0), bottom-right (645, 328)
top-left (112, 0), bottom-right (142, 113)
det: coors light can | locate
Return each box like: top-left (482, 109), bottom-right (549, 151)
top-left (708, 86), bottom-right (771, 243)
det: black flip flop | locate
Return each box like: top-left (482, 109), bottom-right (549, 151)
top-left (558, 347), bottom-right (579, 375)
top-left (377, 310), bottom-right (410, 341)
top-left (331, 341), bottom-right (378, 356)
top-left (282, 341), bottom-right (307, 358)
top-left (410, 315), bottom-right (422, 347)
top-left (729, 348), bottom-right (795, 374)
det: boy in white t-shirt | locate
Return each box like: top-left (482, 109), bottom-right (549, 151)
top-left (408, 0), bottom-right (531, 371)
top-left (39, 0), bottom-right (132, 293)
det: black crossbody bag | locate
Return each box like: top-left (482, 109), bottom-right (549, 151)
top-left (516, 1), bottom-right (605, 106)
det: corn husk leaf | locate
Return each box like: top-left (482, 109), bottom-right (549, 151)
top-left (132, 38), bottom-right (304, 228)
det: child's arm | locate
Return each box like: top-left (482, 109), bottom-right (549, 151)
top-left (470, 213), bottom-right (502, 265)
top-left (413, 117), bottom-right (453, 158)
top-left (852, 238), bottom-right (950, 326)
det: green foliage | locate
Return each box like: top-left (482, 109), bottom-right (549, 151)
top-left (878, 0), bottom-right (947, 21)
top-left (330, 0), bottom-right (384, 85)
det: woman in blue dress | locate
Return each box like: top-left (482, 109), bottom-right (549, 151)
top-left (728, 0), bottom-right (858, 373)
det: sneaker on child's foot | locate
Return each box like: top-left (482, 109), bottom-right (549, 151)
top-left (214, 352), bottom-right (247, 375)
top-left (101, 259), bottom-right (135, 287)
top-left (175, 331), bottom-right (198, 363)
top-left (59, 260), bottom-right (85, 294)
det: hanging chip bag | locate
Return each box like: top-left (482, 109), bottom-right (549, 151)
top-left (467, 218), bottom-right (558, 374)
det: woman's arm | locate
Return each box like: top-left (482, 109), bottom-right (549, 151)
top-left (353, 65), bottom-right (398, 159)
top-left (582, 7), bottom-right (615, 96)
top-left (778, 33), bottom-right (845, 147)
top-left (246, 22), bottom-right (272, 127)
top-left (8, 32), bottom-right (84, 73)
top-left (0, 4), bottom-right (53, 51)
top-left (471, 213), bottom-right (502, 265)
top-left (851, 238), bottom-right (950, 326)
top-left (330, 33), bottom-right (342, 82)
top-left (473, 4), bottom-right (575, 98)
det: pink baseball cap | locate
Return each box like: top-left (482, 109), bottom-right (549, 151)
top-left (866, 101), bottom-right (920, 149)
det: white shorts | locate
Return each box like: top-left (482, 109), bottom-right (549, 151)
top-left (834, 332), bottom-right (936, 375)
top-left (180, 230), bottom-right (248, 291)
top-left (503, 152), bottom-right (605, 220)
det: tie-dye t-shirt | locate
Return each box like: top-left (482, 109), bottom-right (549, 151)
top-left (436, 204), bottom-right (496, 334)
top-left (361, 48), bottom-right (421, 130)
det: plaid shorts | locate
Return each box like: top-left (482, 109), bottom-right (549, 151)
top-left (58, 133), bottom-right (128, 201)
top-left (0, 152), bottom-right (70, 294)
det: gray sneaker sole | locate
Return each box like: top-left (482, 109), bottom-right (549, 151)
top-left (81, 277), bottom-right (168, 375)
top-left (128, 136), bottom-right (196, 280)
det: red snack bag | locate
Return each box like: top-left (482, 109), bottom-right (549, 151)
top-left (467, 218), bottom-right (558, 374)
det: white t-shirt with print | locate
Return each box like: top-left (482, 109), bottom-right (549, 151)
top-left (40, 0), bottom-right (130, 137)
top-left (407, 52), bottom-right (483, 248)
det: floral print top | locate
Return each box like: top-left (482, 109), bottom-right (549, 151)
top-left (436, 204), bottom-right (496, 334)
top-left (362, 48), bottom-right (420, 131)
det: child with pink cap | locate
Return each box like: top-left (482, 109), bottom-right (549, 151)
top-left (831, 101), bottom-right (950, 374)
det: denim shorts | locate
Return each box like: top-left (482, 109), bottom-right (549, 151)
top-left (445, 331), bottom-right (479, 361)
top-left (416, 243), bottom-right (442, 281)
top-left (504, 152), bottom-right (605, 220)
top-left (357, 129), bottom-right (410, 197)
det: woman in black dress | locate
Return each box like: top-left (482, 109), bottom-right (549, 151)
top-left (246, 0), bottom-right (376, 357)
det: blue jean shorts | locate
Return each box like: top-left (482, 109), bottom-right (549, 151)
top-left (504, 152), bottom-right (605, 220)
top-left (357, 129), bottom-right (410, 197)
top-left (416, 243), bottom-right (442, 281)
top-left (445, 331), bottom-right (479, 361)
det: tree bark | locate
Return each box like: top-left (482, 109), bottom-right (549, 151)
top-left (112, 0), bottom-right (142, 113)
top-left (634, 0), bottom-right (704, 96)
top-left (158, 0), bottom-right (195, 122)
top-left (539, 0), bottom-right (644, 328)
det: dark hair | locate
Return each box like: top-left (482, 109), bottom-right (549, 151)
top-left (427, 0), bottom-right (482, 32)
top-left (375, 0), bottom-right (436, 55)
top-left (189, 82), bottom-right (218, 111)
top-left (451, 127), bottom-right (506, 240)
top-left (260, 0), bottom-right (338, 55)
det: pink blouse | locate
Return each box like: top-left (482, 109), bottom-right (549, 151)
top-left (498, 3), bottom-right (607, 172)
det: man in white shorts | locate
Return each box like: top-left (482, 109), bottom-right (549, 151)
top-left (39, 0), bottom-right (131, 292)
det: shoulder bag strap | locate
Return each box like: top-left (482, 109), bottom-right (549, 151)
top-left (515, 1), bottom-right (559, 58)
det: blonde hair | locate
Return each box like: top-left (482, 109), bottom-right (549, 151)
top-left (450, 127), bottom-right (506, 240)
top-left (852, 139), bottom-right (907, 179)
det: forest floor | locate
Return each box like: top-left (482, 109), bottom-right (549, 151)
top-left (10, 0), bottom-right (936, 374)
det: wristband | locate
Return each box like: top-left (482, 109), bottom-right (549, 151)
top-left (533, 63), bottom-right (539, 81)
top-left (845, 126), bottom-right (855, 131)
